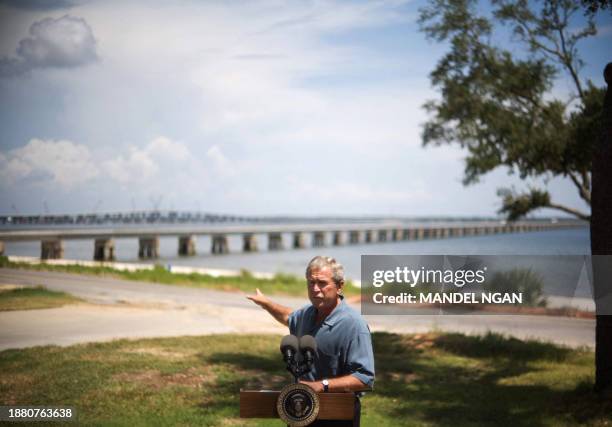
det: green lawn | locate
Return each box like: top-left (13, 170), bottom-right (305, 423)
top-left (0, 256), bottom-right (358, 297)
top-left (0, 286), bottom-right (83, 311)
top-left (0, 333), bottom-right (609, 426)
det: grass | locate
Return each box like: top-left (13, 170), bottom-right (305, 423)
top-left (0, 286), bottom-right (83, 311)
top-left (0, 332), bottom-right (609, 426)
top-left (0, 256), bottom-right (358, 298)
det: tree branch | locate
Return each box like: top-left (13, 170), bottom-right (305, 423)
top-left (548, 202), bottom-right (591, 221)
top-left (506, 2), bottom-right (586, 100)
top-left (568, 171), bottom-right (592, 205)
top-left (582, 171), bottom-right (591, 193)
top-left (555, 10), bottom-right (585, 99)
top-left (498, 187), bottom-right (590, 222)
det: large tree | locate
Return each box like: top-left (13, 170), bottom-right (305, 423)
top-left (418, 0), bottom-right (604, 221)
top-left (592, 63), bottom-right (612, 393)
top-left (419, 0), bottom-right (612, 393)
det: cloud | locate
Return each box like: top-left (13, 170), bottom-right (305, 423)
top-left (206, 145), bottom-right (236, 178)
top-left (102, 146), bottom-right (159, 185)
top-left (102, 137), bottom-right (197, 185)
top-left (0, 138), bottom-right (99, 189)
top-left (0, 14), bottom-right (97, 77)
top-left (259, 0), bottom-right (410, 34)
top-left (146, 136), bottom-right (191, 162)
top-left (0, 136), bottom-right (223, 203)
top-left (103, 137), bottom-right (183, 184)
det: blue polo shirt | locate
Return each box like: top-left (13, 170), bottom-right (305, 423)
top-left (288, 297), bottom-right (375, 388)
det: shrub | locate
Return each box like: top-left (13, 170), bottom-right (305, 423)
top-left (484, 268), bottom-right (547, 307)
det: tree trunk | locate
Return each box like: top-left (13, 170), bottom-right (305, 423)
top-left (592, 62), bottom-right (612, 392)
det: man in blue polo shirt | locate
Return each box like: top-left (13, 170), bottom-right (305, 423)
top-left (247, 256), bottom-right (375, 426)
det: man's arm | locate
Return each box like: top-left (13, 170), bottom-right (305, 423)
top-left (303, 330), bottom-right (375, 393)
top-left (246, 288), bottom-right (292, 327)
top-left (300, 375), bottom-right (368, 393)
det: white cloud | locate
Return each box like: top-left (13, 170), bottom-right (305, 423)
top-left (102, 137), bottom-right (200, 185)
top-left (0, 138), bottom-right (99, 188)
top-left (0, 14), bottom-right (98, 76)
top-left (206, 145), bottom-right (236, 178)
top-left (0, 136), bottom-right (212, 192)
top-left (146, 136), bottom-right (190, 161)
top-left (102, 146), bottom-right (159, 185)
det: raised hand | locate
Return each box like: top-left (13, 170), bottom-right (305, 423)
top-left (246, 288), bottom-right (268, 307)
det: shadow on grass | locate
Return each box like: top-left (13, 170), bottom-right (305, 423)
top-left (178, 333), bottom-right (609, 426)
top-left (206, 352), bottom-right (282, 374)
top-left (433, 332), bottom-right (572, 362)
top-left (193, 351), bottom-right (289, 422)
top-left (370, 332), bottom-right (608, 427)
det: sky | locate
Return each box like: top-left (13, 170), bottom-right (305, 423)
top-left (0, 0), bottom-right (610, 217)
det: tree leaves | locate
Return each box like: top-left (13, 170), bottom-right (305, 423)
top-left (419, 0), bottom-right (600, 220)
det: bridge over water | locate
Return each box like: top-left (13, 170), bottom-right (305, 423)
top-left (0, 213), bottom-right (584, 261)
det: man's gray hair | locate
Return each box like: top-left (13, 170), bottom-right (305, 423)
top-left (305, 256), bottom-right (345, 285)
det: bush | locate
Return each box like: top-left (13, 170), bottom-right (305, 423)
top-left (484, 268), bottom-right (547, 307)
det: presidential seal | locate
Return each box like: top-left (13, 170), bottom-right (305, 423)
top-left (276, 383), bottom-right (320, 427)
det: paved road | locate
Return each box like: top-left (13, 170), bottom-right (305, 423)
top-left (0, 268), bottom-right (595, 350)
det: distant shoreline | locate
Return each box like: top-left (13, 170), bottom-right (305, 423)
top-left (6, 255), bottom-right (276, 280)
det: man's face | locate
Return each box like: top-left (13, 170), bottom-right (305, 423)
top-left (307, 267), bottom-right (341, 312)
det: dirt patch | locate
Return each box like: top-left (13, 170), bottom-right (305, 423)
top-left (386, 371), bottom-right (419, 383)
top-left (219, 418), bottom-right (245, 426)
top-left (243, 372), bottom-right (287, 390)
top-left (403, 333), bottom-right (438, 350)
top-left (0, 284), bottom-right (25, 292)
top-left (114, 367), bottom-right (215, 390)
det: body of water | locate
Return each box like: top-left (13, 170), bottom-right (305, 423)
top-left (4, 227), bottom-right (590, 281)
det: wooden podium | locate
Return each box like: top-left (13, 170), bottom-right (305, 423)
top-left (240, 389), bottom-right (356, 422)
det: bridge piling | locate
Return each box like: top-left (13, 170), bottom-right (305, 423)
top-left (139, 237), bottom-right (159, 259)
top-left (332, 231), bottom-right (344, 246)
top-left (178, 235), bottom-right (196, 256)
top-left (268, 233), bottom-right (283, 251)
top-left (41, 239), bottom-right (64, 260)
top-left (312, 232), bottom-right (326, 247)
top-left (243, 234), bottom-right (258, 252)
top-left (349, 231), bottom-right (361, 244)
top-left (94, 238), bottom-right (115, 261)
top-left (292, 232), bottom-right (306, 249)
top-left (211, 235), bottom-right (229, 254)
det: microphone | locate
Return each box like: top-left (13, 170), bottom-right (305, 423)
top-left (299, 335), bottom-right (317, 367)
top-left (280, 335), bottom-right (299, 363)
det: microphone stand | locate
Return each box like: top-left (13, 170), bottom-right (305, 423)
top-left (287, 354), bottom-right (313, 383)
top-left (284, 354), bottom-right (314, 427)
